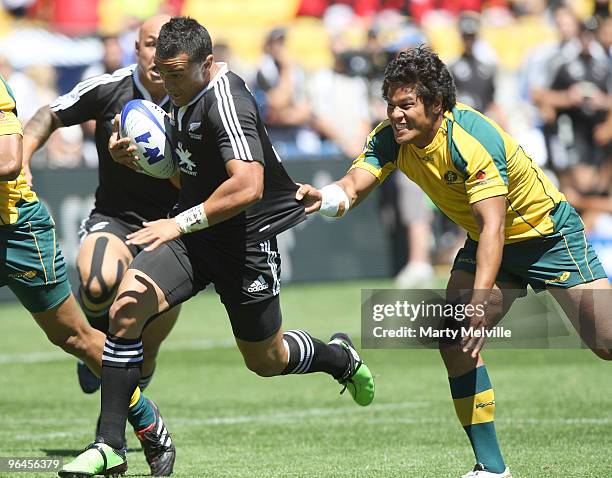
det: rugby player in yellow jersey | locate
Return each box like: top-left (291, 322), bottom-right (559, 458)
top-left (0, 75), bottom-right (175, 476)
top-left (0, 75), bottom-right (101, 365)
top-left (297, 47), bottom-right (611, 478)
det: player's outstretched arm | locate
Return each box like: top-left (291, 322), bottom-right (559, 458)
top-left (22, 105), bottom-right (64, 185)
top-left (295, 168), bottom-right (379, 217)
top-left (0, 133), bottom-right (23, 181)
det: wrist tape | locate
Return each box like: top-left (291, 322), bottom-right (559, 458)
top-left (175, 204), bottom-right (208, 234)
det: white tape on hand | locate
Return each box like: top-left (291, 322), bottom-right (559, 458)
top-left (319, 184), bottom-right (350, 217)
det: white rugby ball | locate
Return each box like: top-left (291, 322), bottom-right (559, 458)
top-left (119, 99), bottom-right (177, 179)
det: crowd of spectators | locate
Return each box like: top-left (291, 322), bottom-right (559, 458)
top-left (1, 0), bottom-right (611, 279)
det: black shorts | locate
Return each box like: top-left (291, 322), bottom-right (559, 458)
top-left (129, 235), bottom-right (283, 342)
top-left (79, 210), bottom-right (147, 258)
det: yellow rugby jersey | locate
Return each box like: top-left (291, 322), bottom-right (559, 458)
top-left (0, 75), bottom-right (37, 225)
top-left (350, 103), bottom-right (567, 243)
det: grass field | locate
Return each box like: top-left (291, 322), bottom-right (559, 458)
top-left (0, 280), bottom-right (611, 478)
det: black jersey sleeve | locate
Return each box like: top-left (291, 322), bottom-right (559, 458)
top-left (49, 67), bottom-right (133, 126)
top-left (208, 85), bottom-right (264, 164)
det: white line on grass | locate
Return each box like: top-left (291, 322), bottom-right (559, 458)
top-left (0, 338), bottom-right (236, 365)
top-left (173, 412), bottom-right (612, 427)
top-left (172, 401), bottom-right (430, 426)
top-left (2, 404), bottom-right (610, 443)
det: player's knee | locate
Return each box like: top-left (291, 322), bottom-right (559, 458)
top-left (243, 356), bottom-right (281, 377)
top-left (108, 298), bottom-right (141, 335)
top-left (83, 281), bottom-right (118, 303)
top-left (438, 341), bottom-right (461, 360)
top-left (62, 334), bottom-right (90, 358)
top-left (78, 274), bottom-right (120, 319)
top-left (48, 329), bottom-right (90, 360)
top-left (142, 348), bottom-right (159, 372)
top-left (141, 356), bottom-right (158, 378)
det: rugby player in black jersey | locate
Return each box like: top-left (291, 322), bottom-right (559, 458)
top-left (59, 17), bottom-right (375, 477)
top-left (24, 15), bottom-right (177, 477)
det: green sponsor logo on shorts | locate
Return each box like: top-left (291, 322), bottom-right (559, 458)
top-left (8, 270), bottom-right (37, 280)
top-left (545, 271), bottom-right (571, 284)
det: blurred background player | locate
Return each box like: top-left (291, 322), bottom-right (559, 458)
top-left (449, 12), bottom-right (504, 125)
top-left (253, 27), bottom-right (318, 158)
top-left (307, 36), bottom-right (373, 158)
top-left (22, 14), bottom-right (178, 476)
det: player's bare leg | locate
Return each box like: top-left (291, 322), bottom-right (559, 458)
top-left (141, 305), bottom-right (180, 382)
top-left (105, 269), bottom-right (175, 474)
top-left (77, 233), bottom-right (132, 329)
top-left (232, 297), bottom-right (375, 406)
top-left (440, 270), bottom-right (521, 477)
top-left (61, 269), bottom-right (176, 477)
top-left (76, 232), bottom-right (178, 391)
top-left (235, 328), bottom-right (288, 376)
top-left (547, 278), bottom-right (612, 360)
top-left (31, 293), bottom-right (104, 375)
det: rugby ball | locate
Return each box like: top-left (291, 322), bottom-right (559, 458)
top-left (119, 99), bottom-right (177, 179)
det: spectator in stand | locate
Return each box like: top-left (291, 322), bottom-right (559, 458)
top-left (449, 12), bottom-right (505, 126)
top-left (79, 34), bottom-right (126, 167)
top-left (593, 0), bottom-right (610, 19)
top-left (213, 40), bottom-right (252, 83)
top-left (308, 37), bottom-right (372, 158)
top-left (0, 54), bottom-right (41, 123)
top-left (559, 16), bottom-right (612, 234)
top-left (408, 0), bottom-right (487, 23)
top-left (392, 172), bottom-right (436, 287)
top-left (542, 19), bottom-right (611, 187)
top-left (82, 34), bottom-right (125, 80)
top-left (253, 27), bottom-right (318, 158)
top-left (596, 15), bottom-right (612, 60)
top-left (536, 19), bottom-right (612, 233)
top-left (525, 5), bottom-right (581, 178)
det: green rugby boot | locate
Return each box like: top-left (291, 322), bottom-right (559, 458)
top-left (58, 442), bottom-right (127, 478)
top-left (329, 332), bottom-right (375, 406)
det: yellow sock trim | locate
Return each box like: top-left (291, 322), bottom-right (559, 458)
top-left (453, 388), bottom-right (495, 427)
top-left (129, 386), bottom-right (141, 408)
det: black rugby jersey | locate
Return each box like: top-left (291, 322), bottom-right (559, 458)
top-left (50, 65), bottom-right (179, 223)
top-left (167, 63), bottom-right (305, 244)
top-left (449, 55), bottom-right (495, 113)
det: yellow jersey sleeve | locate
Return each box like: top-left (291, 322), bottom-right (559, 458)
top-left (348, 120), bottom-right (397, 182)
top-left (0, 76), bottom-right (22, 136)
top-left (448, 107), bottom-right (508, 204)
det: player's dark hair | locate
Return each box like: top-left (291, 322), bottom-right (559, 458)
top-left (156, 17), bottom-right (213, 63)
top-left (382, 46), bottom-right (456, 113)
